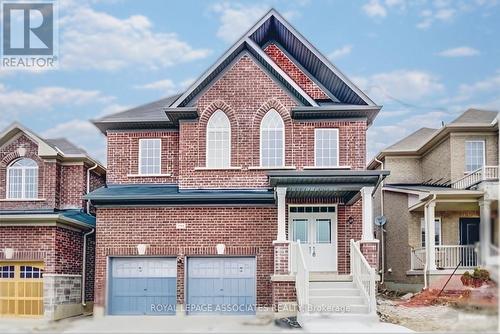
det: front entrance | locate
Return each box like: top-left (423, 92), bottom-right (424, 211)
top-left (459, 218), bottom-right (480, 267)
top-left (0, 262), bottom-right (44, 317)
top-left (289, 206), bottom-right (337, 272)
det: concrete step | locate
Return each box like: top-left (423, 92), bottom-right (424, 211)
top-left (309, 288), bottom-right (360, 297)
top-left (309, 281), bottom-right (356, 289)
top-left (309, 272), bottom-right (352, 281)
top-left (309, 295), bottom-right (365, 306)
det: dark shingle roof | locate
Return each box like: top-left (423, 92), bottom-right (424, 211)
top-left (45, 138), bottom-right (88, 155)
top-left (85, 184), bottom-right (275, 206)
top-left (449, 109), bottom-right (498, 125)
top-left (385, 127), bottom-right (438, 152)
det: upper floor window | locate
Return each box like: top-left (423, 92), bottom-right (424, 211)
top-left (260, 109), bottom-right (284, 167)
top-left (7, 158), bottom-right (38, 199)
top-left (139, 139), bottom-right (161, 175)
top-left (465, 140), bottom-right (485, 172)
top-left (206, 110), bottom-right (231, 168)
top-left (315, 129), bottom-right (339, 167)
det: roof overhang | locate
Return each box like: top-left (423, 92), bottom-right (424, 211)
top-left (0, 210), bottom-right (95, 230)
top-left (291, 105), bottom-right (381, 126)
top-left (86, 185), bottom-right (276, 207)
top-left (268, 170), bottom-right (389, 204)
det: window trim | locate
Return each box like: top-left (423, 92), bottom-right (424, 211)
top-left (138, 138), bottom-right (162, 175)
top-left (259, 109), bottom-right (285, 168)
top-left (205, 110), bottom-right (231, 168)
top-left (420, 217), bottom-right (442, 247)
top-left (6, 158), bottom-right (39, 200)
top-left (464, 140), bottom-right (486, 173)
top-left (314, 128), bottom-right (339, 167)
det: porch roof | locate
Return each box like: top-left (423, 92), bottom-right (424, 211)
top-left (267, 170), bottom-right (389, 204)
top-left (0, 209), bottom-right (96, 229)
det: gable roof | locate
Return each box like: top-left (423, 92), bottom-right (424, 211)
top-left (0, 122), bottom-right (105, 170)
top-left (368, 108), bottom-right (499, 169)
top-left (172, 9), bottom-right (375, 108)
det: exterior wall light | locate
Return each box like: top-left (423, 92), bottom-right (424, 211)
top-left (3, 248), bottom-right (14, 260)
top-left (216, 243), bottom-right (226, 255)
top-left (136, 244), bottom-right (148, 255)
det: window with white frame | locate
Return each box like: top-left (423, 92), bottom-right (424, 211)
top-left (314, 129), bottom-right (339, 167)
top-left (7, 158), bottom-right (38, 199)
top-left (465, 140), bottom-right (485, 172)
top-left (206, 110), bottom-right (231, 168)
top-left (260, 109), bottom-right (284, 167)
top-left (420, 218), bottom-right (442, 247)
top-left (139, 139), bottom-right (161, 175)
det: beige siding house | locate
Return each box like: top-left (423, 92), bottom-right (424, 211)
top-left (369, 109), bottom-right (499, 291)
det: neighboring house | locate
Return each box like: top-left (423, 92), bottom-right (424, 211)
top-left (368, 109), bottom-right (499, 291)
top-left (86, 10), bottom-right (387, 325)
top-left (0, 123), bottom-right (106, 320)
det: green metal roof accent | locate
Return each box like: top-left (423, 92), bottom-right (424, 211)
top-left (0, 209), bottom-right (96, 228)
top-left (267, 170), bottom-right (389, 204)
top-left (85, 184), bottom-right (275, 206)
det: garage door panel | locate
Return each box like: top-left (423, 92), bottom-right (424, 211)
top-left (109, 258), bottom-right (176, 315)
top-left (187, 257), bottom-right (256, 315)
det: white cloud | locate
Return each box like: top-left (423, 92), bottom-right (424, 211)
top-left (362, 0), bottom-right (387, 18)
top-left (0, 84), bottom-right (111, 120)
top-left (437, 46), bottom-right (480, 57)
top-left (328, 45), bottom-right (353, 61)
top-left (42, 119), bottom-right (107, 164)
top-left (211, 3), bottom-right (270, 43)
top-left (59, 6), bottom-right (211, 70)
top-left (353, 70), bottom-right (444, 104)
top-left (134, 78), bottom-right (195, 96)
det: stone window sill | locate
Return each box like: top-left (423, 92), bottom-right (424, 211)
top-left (194, 166), bottom-right (243, 171)
top-left (127, 173), bottom-right (172, 177)
top-left (303, 165), bottom-right (351, 170)
top-left (248, 166), bottom-right (296, 170)
top-left (0, 198), bottom-right (46, 202)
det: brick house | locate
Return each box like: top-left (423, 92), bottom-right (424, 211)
top-left (368, 109), bottom-right (499, 291)
top-left (0, 123), bottom-right (105, 319)
top-left (87, 10), bottom-right (387, 325)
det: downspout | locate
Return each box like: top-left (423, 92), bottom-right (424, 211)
top-left (83, 163), bottom-right (98, 306)
top-left (86, 163), bottom-right (98, 213)
top-left (423, 194), bottom-right (437, 290)
top-left (82, 228), bottom-right (94, 307)
top-left (374, 158), bottom-right (385, 284)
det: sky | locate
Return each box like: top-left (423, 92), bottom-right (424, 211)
top-left (1, 0), bottom-right (499, 164)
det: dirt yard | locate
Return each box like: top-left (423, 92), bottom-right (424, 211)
top-left (377, 287), bottom-right (499, 333)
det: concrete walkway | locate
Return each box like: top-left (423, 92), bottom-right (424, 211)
top-left (0, 314), bottom-right (413, 333)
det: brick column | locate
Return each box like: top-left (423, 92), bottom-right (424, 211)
top-left (273, 242), bottom-right (289, 275)
top-left (359, 240), bottom-right (379, 269)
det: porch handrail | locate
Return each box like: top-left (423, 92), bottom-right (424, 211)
top-left (350, 240), bottom-right (376, 314)
top-left (410, 247), bottom-right (426, 270)
top-left (411, 245), bottom-right (478, 270)
top-left (293, 241), bottom-right (309, 313)
top-left (451, 165), bottom-right (499, 189)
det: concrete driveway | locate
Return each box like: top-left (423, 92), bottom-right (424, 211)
top-left (0, 315), bottom-right (412, 333)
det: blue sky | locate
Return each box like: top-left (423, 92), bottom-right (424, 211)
top-left (1, 0), bottom-right (499, 163)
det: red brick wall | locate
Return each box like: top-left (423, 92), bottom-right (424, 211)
top-left (360, 241), bottom-right (378, 269)
top-left (60, 165), bottom-right (86, 209)
top-left (106, 130), bottom-right (179, 184)
top-left (174, 55), bottom-right (367, 189)
top-left (264, 43), bottom-right (329, 100)
top-left (271, 281), bottom-right (296, 311)
top-left (94, 207), bottom-right (278, 308)
top-left (0, 134), bottom-right (58, 210)
top-left (0, 226), bottom-right (85, 274)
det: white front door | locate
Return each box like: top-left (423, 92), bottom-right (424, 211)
top-left (290, 207), bottom-right (337, 272)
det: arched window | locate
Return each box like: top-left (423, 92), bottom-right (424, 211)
top-left (206, 110), bottom-right (231, 168)
top-left (260, 109), bottom-right (284, 167)
top-left (7, 158), bottom-right (38, 199)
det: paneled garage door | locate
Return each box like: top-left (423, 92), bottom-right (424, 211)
top-left (186, 257), bottom-right (256, 314)
top-left (109, 258), bottom-right (176, 315)
top-left (0, 262), bottom-right (44, 317)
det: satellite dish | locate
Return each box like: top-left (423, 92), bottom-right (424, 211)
top-left (374, 216), bottom-right (387, 226)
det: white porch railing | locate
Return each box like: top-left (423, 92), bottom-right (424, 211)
top-left (293, 241), bottom-right (309, 313)
top-left (410, 245), bottom-right (478, 270)
top-left (451, 166), bottom-right (499, 189)
top-left (350, 240), bottom-right (376, 314)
